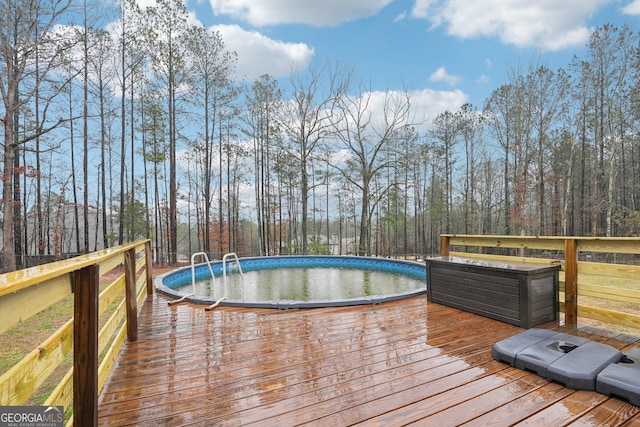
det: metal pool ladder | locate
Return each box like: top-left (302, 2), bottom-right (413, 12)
top-left (205, 253), bottom-right (244, 311)
top-left (222, 252), bottom-right (245, 284)
top-left (168, 252), bottom-right (216, 305)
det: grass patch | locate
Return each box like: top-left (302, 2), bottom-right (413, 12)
top-left (0, 296), bottom-right (74, 377)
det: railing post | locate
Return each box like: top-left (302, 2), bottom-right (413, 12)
top-left (125, 248), bottom-right (138, 342)
top-left (145, 240), bottom-right (154, 295)
top-left (564, 238), bottom-right (578, 325)
top-left (73, 264), bottom-right (99, 427)
top-left (441, 235), bottom-right (450, 256)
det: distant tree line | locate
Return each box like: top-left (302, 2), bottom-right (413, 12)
top-left (2, 0), bottom-right (640, 271)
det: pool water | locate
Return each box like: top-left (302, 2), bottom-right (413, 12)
top-left (156, 255), bottom-right (427, 308)
top-left (177, 267), bottom-right (425, 303)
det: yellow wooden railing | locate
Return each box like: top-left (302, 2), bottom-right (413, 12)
top-left (441, 235), bottom-right (640, 331)
top-left (0, 240), bottom-right (153, 426)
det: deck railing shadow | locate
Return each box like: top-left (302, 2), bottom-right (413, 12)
top-left (0, 240), bottom-right (153, 426)
top-left (441, 235), bottom-right (640, 331)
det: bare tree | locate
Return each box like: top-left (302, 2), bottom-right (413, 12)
top-left (143, 0), bottom-right (193, 262)
top-left (243, 74), bottom-right (282, 256)
top-left (484, 80), bottom-right (533, 235)
top-left (280, 61), bottom-right (346, 254)
top-left (0, 0), bottom-right (76, 271)
top-left (333, 85), bottom-right (413, 255)
top-left (186, 25), bottom-right (237, 256)
top-left (570, 24), bottom-right (637, 236)
top-left (87, 29), bottom-right (117, 249)
top-left (528, 66), bottom-right (568, 235)
top-left (430, 110), bottom-right (461, 233)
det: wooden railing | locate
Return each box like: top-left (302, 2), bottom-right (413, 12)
top-left (440, 235), bottom-right (640, 330)
top-left (0, 240), bottom-right (153, 426)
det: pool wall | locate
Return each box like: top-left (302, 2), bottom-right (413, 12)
top-left (155, 255), bottom-right (427, 309)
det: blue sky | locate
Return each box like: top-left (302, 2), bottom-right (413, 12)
top-left (165, 0), bottom-right (640, 123)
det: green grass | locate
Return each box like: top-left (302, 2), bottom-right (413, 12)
top-left (0, 295), bottom-right (75, 408)
top-left (0, 296), bottom-right (74, 375)
top-left (0, 351), bottom-right (24, 375)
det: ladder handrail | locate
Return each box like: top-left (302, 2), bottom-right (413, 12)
top-left (205, 253), bottom-right (243, 310)
top-left (222, 252), bottom-right (245, 283)
top-left (171, 252), bottom-right (242, 308)
top-left (168, 252), bottom-right (214, 305)
top-left (192, 252), bottom-right (215, 291)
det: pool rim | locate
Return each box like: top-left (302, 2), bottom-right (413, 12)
top-left (155, 255), bottom-right (427, 309)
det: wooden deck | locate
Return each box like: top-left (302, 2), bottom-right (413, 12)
top-left (98, 294), bottom-right (640, 426)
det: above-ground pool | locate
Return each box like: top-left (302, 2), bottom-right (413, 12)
top-left (156, 255), bottom-right (427, 308)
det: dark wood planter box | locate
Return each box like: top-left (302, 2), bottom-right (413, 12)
top-left (426, 256), bottom-right (560, 328)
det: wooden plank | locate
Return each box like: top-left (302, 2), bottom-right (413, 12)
top-left (560, 397), bottom-right (640, 426)
top-left (113, 341), bottom-right (509, 426)
top-left (124, 248), bottom-right (138, 342)
top-left (0, 275), bottom-right (72, 335)
top-left (414, 373), bottom-right (551, 425)
top-left (97, 295), bottom-right (640, 426)
top-left (136, 270), bottom-right (147, 294)
top-left (0, 319), bottom-right (73, 405)
top-left (578, 305), bottom-right (640, 330)
top-left (443, 235), bottom-right (640, 254)
top-left (135, 255), bottom-right (146, 275)
top-left (98, 321), bottom-right (127, 392)
top-left (134, 241), bottom-right (148, 254)
top-left (74, 264), bottom-right (99, 427)
top-left (272, 362), bottom-right (519, 427)
top-left (441, 235), bottom-right (450, 256)
top-left (446, 235), bottom-right (566, 251)
top-left (98, 274), bottom-right (125, 317)
top-left (578, 283), bottom-right (640, 304)
top-left (99, 299), bottom-right (514, 425)
top-left (98, 299), bottom-right (126, 355)
top-left (137, 281), bottom-right (147, 308)
top-left (363, 369), bottom-right (536, 426)
top-left (102, 305), bottom-right (468, 393)
top-left (98, 255), bottom-right (125, 279)
top-left (579, 260), bottom-right (640, 280)
top-left (0, 240), bottom-right (148, 297)
top-left (145, 241), bottom-right (154, 295)
top-left (461, 383), bottom-right (576, 426)
top-left (514, 390), bottom-right (610, 426)
top-left (577, 238), bottom-right (640, 254)
top-left (44, 369), bottom-right (73, 411)
top-left (565, 238), bottom-right (578, 325)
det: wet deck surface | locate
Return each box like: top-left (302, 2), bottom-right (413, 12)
top-left (98, 294), bottom-right (640, 426)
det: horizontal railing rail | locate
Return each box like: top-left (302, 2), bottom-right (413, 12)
top-left (0, 240), bottom-right (153, 426)
top-left (440, 235), bottom-right (640, 331)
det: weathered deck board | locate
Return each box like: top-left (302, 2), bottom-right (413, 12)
top-left (98, 294), bottom-right (640, 426)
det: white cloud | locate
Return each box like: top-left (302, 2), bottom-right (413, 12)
top-left (477, 74), bottom-right (490, 84)
top-left (208, 0), bottom-right (392, 26)
top-left (410, 88), bottom-right (469, 128)
top-left (364, 88), bottom-right (468, 132)
top-left (429, 66), bottom-right (461, 86)
top-left (622, 0), bottom-right (640, 14)
top-left (213, 24), bottom-right (314, 81)
top-left (411, 0), bottom-right (611, 51)
top-left (395, 12), bottom-right (407, 22)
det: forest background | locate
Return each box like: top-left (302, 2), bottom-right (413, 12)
top-left (2, 0), bottom-right (640, 272)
